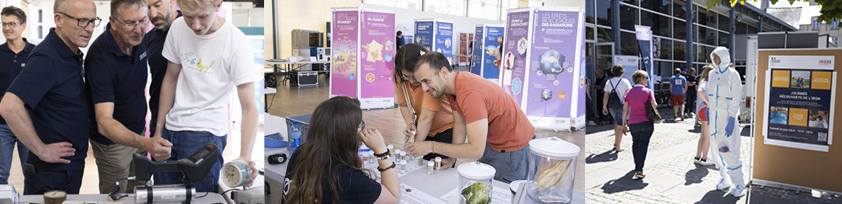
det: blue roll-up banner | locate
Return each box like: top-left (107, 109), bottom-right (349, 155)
top-left (635, 25), bottom-right (654, 89)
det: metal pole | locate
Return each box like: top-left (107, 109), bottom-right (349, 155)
top-left (687, 3), bottom-right (694, 69)
top-left (729, 4), bottom-right (736, 61)
top-left (612, 0), bottom-right (621, 55)
top-left (272, 0), bottom-right (278, 59)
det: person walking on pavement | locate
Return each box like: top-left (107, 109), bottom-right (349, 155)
top-left (708, 47), bottom-right (746, 197)
top-left (622, 70), bottom-right (657, 179)
top-left (685, 68), bottom-right (697, 119)
top-left (670, 68), bottom-right (688, 121)
top-left (694, 65), bottom-right (715, 166)
top-left (593, 69), bottom-right (608, 125)
top-left (602, 65), bottom-right (631, 152)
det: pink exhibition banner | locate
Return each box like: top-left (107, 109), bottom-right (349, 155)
top-left (330, 10), bottom-right (359, 97)
top-left (359, 10), bottom-right (396, 99)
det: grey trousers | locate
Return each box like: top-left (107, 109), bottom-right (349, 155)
top-left (478, 142), bottom-right (529, 183)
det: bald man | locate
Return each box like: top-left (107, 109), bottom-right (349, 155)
top-left (0, 0), bottom-right (98, 194)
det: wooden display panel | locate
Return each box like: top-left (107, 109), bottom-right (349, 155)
top-left (754, 49), bottom-right (842, 192)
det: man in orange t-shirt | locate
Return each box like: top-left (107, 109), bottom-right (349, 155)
top-left (407, 52), bottom-right (535, 182)
top-left (393, 44), bottom-right (456, 168)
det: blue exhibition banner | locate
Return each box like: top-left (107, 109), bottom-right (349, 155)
top-left (403, 35), bottom-right (413, 45)
top-left (635, 25), bottom-right (654, 89)
top-left (435, 21), bottom-right (453, 59)
top-left (471, 25), bottom-right (484, 76)
top-left (414, 21), bottom-right (434, 51)
top-left (483, 25), bottom-right (504, 79)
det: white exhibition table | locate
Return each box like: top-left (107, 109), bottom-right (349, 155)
top-left (19, 193), bottom-right (227, 204)
top-left (263, 116), bottom-right (584, 204)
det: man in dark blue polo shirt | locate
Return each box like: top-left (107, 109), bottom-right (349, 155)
top-left (85, 0), bottom-right (173, 194)
top-left (0, 0), bottom-right (97, 195)
top-left (144, 0), bottom-right (180, 156)
top-left (0, 5), bottom-right (34, 185)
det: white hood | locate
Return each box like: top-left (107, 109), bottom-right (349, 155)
top-left (710, 47), bottom-right (731, 69)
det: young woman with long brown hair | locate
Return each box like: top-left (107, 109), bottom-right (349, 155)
top-left (282, 97), bottom-right (401, 204)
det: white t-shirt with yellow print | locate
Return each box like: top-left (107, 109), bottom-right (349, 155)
top-left (162, 16), bottom-right (255, 136)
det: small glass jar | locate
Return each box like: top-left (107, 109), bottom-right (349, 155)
top-left (399, 151), bottom-right (407, 161)
top-left (435, 157), bottom-right (442, 170)
top-left (526, 137), bottom-right (579, 203)
top-left (400, 160), bottom-right (407, 174)
top-left (458, 162), bottom-right (496, 204)
top-left (427, 161), bottom-right (435, 175)
top-left (358, 149), bottom-right (371, 163)
top-left (368, 151), bottom-right (376, 164)
top-left (394, 149), bottom-right (402, 162)
top-left (418, 157), bottom-right (424, 166)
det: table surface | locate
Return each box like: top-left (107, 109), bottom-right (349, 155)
top-left (263, 115), bottom-right (583, 204)
top-left (265, 59), bottom-right (331, 65)
top-left (20, 193), bottom-right (227, 204)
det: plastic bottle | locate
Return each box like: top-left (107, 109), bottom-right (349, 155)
top-left (289, 121), bottom-right (301, 154)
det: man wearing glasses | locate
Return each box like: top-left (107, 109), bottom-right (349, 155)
top-left (84, 0), bottom-right (173, 194)
top-left (152, 0), bottom-right (258, 192)
top-left (0, 5), bottom-right (34, 186)
top-left (0, 0), bottom-right (97, 194)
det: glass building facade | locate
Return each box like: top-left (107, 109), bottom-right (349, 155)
top-left (584, 0), bottom-right (788, 80)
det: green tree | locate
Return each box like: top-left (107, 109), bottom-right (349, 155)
top-left (705, 0), bottom-right (841, 24)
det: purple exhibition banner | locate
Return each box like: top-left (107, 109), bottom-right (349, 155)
top-left (415, 21), bottom-right (434, 51)
top-left (577, 11), bottom-right (586, 121)
top-left (359, 10), bottom-right (395, 99)
top-left (331, 10), bottom-right (359, 97)
top-left (502, 11), bottom-right (531, 107)
top-left (435, 21), bottom-right (453, 59)
top-left (524, 9), bottom-right (579, 118)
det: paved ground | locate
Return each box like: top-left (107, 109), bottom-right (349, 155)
top-left (585, 108), bottom-right (842, 204)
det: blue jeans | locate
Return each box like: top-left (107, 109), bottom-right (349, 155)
top-left (586, 97), bottom-right (593, 121)
top-left (608, 107), bottom-right (624, 125)
top-left (629, 122), bottom-right (654, 172)
top-left (153, 128), bottom-right (226, 193)
top-left (0, 124), bottom-right (29, 184)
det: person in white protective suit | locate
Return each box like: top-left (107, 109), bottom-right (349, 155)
top-left (707, 47), bottom-right (746, 197)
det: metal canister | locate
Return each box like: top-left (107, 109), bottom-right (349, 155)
top-left (135, 185), bottom-right (196, 204)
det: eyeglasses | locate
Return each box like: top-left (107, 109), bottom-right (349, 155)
top-left (359, 120), bottom-right (366, 130)
top-left (1, 22), bottom-right (20, 27)
top-left (58, 12), bottom-right (101, 27)
top-left (115, 17), bottom-right (149, 28)
top-left (400, 74), bottom-right (416, 81)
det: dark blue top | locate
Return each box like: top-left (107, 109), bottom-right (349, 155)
top-left (7, 28), bottom-right (89, 171)
top-left (145, 11), bottom-right (181, 134)
top-left (282, 150), bottom-right (381, 204)
top-left (85, 24), bottom-right (149, 145)
top-left (685, 74), bottom-right (697, 95)
top-left (0, 38), bottom-right (36, 124)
